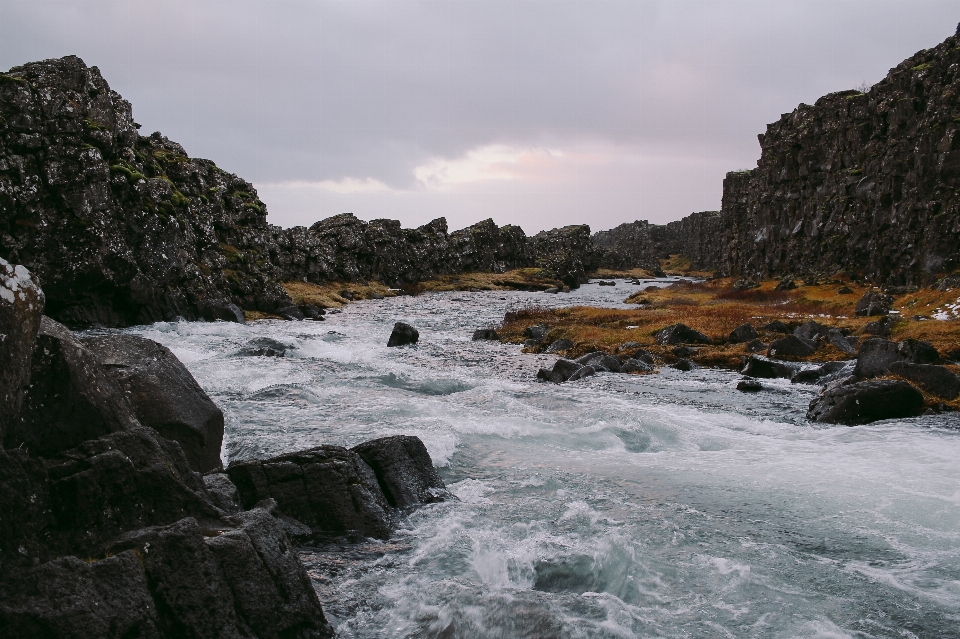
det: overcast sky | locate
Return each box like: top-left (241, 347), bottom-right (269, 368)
top-left (1, 1), bottom-right (957, 233)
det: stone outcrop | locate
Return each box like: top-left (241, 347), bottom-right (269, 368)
top-left (531, 225), bottom-right (603, 287)
top-left (0, 56), bottom-right (291, 327)
top-left (0, 257), bottom-right (43, 442)
top-left (593, 221), bottom-right (660, 271)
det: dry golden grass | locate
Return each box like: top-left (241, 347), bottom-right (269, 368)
top-left (660, 254), bottom-right (713, 277)
top-left (416, 268), bottom-right (560, 292)
top-left (282, 280), bottom-right (398, 309)
top-left (499, 277), bottom-right (960, 370)
top-left (593, 267), bottom-right (656, 279)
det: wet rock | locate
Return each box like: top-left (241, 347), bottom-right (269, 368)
top-left (523, 324), bottom-right (551, 343)
top-left (760, 320), bottom-right (791, 334)
top-left (0, 258), bottom-right (44, 443)
top-left (226, 446), bottom-right (394, 540)
top-left (862, 316), bottom-right (895, 336)
top-left (6, 317), bottom-right (139, 457)
top-left (729, 323), bottom-right (759, 343)
top-left (543, 287), bottom-right (560, 294)
top-left (855, 291), bottom-right (894, 316)
top-left (239, 337), bottom-right (293, 357)
top-left (387, 322), bottom-right (419, 347)
top-left (767, 334), bottom-right (818, 359)
top-left (0, 447), bottom-right (54, 569)
top-left (597, 280), bottom-right (616, 286)
top-left (200, 301), bottom-right (246, 324)
top-left (740, 354), bottom-right (800, 379)
top-left (44, 426), bottom-right (224, 556)
top-left (81, 335), bottom-right (225, 472)
top-left (299, 304), bottom-right (325, 320)
top-left (621, 358), bottom-right (654, 373)
top-left (791, 361), bottom-right (854, 385)
top-left (793, 320), bottom-right (830, 341)
top-left (576, 351), bottom-right (622, 373)
top-left (276, 305), bottom-right (306, 321)
top-left (671, 359), bottom-right (696, 371)
top-left (203, 473), bottom-right (243, 514)
top-left (737, 378), bottom-right (763, 392)
top-left (655, 323), bottom-right (712, 345)
top-left (351, 435), bottom-right (451, 509)
top-left (888, 362), bottom-right (960, 399)
top-left (745, 338), bottom-right (768, 353)
top-left (472, 328), bottom-right (500, 341)
top-left (774, 278), bottom-right (798, 291)
top-left (0, 551), bottom-right (161, 639)
top-left (544, 338), bottom-right (574, 353)
top-left (536, 359), bottom-right (584, 383)
top-left (566, 365), bottom-right (597, 382)
top-left (807, 380), bottom-right (925, 425)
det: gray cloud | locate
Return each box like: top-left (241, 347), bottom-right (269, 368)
top-left (1, 1), bottom-right (957, 232)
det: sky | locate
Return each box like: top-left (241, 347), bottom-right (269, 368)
top-left (1, 1), bottom-right (957, 234)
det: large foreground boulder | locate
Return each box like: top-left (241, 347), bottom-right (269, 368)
top-left (5, 317), bottom-right (139, 457)
top-left (888, 362), bottom-right (960, 399)
top-left (807, 380), bottom-right (925, 425)
top-left (855, 338), bottom-right (941, 378)
top-left (81, 335), bottom-right (225, 472)
top-left (0, 259), bottom-right (44, 443)
top-left (226, 445), bottom-right (394, 540)
top-left (351, 435), bottom-right (451, 509)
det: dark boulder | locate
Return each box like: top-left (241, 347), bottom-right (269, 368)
top-left (671, 345), bottom-right (698, 358)
top-left (615, 341), bottom-right (641, 353)
top-left (200, 301), bottom-right (246, 323)
top-left (774, 278), bottom-right (798, 291)
top-left (793, 320), bottom-right (830, 341)
top-left (44, 427), bottom-right (224, 556)
top-left (0, 258), bottom-right (44, 443)
top-left (299, 304), bottom-right (325, 320)
top-left (807, 380), bottom-right (925, 424)
top-left (855, 291), bottom-right (894, 316)
top-left (733, 279), bottom-right (759, 291)
top-left (0, 550), bottom-right (161, 639)
top-left (888, 362), bottom-right (960, 399)
top-left (0, 447), bottom-right (54, 569)
top-left (6, 317), bottom-right (139, 457)
top-left (791, 361), bottom-right (855, 385)
top-left (621, 358), bottom-right (654, 374)
top-left (472, 328), bottom-right (500, 341)
top-left (837, 286), bottom-right (854, 295)
top-left (203, 473), bottom-right (243, 514)
top-left (737, 378), bottom-right (763, 392)
top-left (239, 337), bottom-right (293, 357)
top-left (655, 323), bottom-right (712, 345)
top-left (740, 354), bottom-right (800, 379)
top-left (226, 445), bottom-right (394, 540)
top-left (760, 320), bottom-right (791, 334)
top-left (576, 351), bottom-right (622, 373)
top-left (897, 338), bottom-right (940, 365)
top-left (862, 316), bottom-right (895, 336)
top-left (523, 324), bottom-right (551, 342)
top-left (544, 338), bottom-right (574, 353)
top-left (536, 358), bottom-right (585, 383)
top-left (276, 305), bottom-right (306, 321)
top-left (671, 359), bottom-right (696, 371)
top-left (351, 435), bottom-right (450, 509)
top-left (567, 365), bottom-right (597, 382)
top-left (729, 323), bottom-right (759, 343)
top-left (767, 334), bottom-right (818, 359)
top-left (826, 330), bottom-right (857, 355)
top-left (855, 338), bottom-right (939, 378)
top-left (745, 338), bottom-right (768, 352)
top-left (81, 335), bottom-right (225, 473)
top-left (387, 322), bottom-right (419, 347)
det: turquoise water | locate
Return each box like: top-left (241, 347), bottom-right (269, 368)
top-left (125, 281), bottom-right (960, 638)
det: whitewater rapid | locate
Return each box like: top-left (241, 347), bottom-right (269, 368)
top-left (115, 281), bottom-right (960, 638)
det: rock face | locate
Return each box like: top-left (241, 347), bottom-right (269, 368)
top-left (593, 221), bottom-right (661, 271)
top-left (6, 316), bottom-right (139, 457)
top-left (531, 225), bottom-right (603, 288)
top-left (807, 380), bottom-right (925, 424)
top-left (594, 26), bottom-right (960, 286)
top-left (0, 56), bottom-right (292, 327)
top-left (387, 321), bottom-right (419, 347)
top-left (0, 258), bottom-right (43, 443)
top-left (81, 335), bottom-right (225, 472)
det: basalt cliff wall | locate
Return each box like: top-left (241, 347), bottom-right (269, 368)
top-left (603, 25), bottom-right (960, 283)
top-left (0, 56), bottom-right (601, 327)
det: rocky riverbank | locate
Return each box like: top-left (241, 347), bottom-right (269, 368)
top-left (0, 257), bottom-right (450, 637)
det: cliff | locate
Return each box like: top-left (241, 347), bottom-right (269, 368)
top-left (0, 56), bottom-right (293, 327)
top-left (719, 24), bottom-right (960, 284)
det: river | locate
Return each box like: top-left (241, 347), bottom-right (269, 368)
top-left (119, 280), bottom-right (960, 638)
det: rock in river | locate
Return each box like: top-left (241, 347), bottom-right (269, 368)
top-left (387, 321), bottom-right (419, 347)
top-left (807, 379), bottom-right (925, 425)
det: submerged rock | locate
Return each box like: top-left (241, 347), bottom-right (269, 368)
top-left (387, 321), bottom-right (419, 347)
top-left (737, 378), bottom-right (763, 392)
top-left (807, 380), bottom-right (925, 425)
top-left (81, 335), bottom-right (225, 472)
top-left (238, 337), bottom-right (294, 357)
top-left (472, 328), bottom-right (500, 341)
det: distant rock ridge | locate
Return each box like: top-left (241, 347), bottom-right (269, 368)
top-left (600, 23), bottom-right (960, 284)
top-left (0, 56), bottom-right (602, 328)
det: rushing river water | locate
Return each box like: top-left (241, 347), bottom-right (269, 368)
top-left (117, 280), bottom-right (960, 638)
